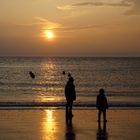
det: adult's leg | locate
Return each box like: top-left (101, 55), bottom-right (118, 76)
top-left (69, 101), bottom-right (73, 110)
top-left (69, 101), bottom-right (73, 116)
top-left (98, 110), bottom-right (102, 122)
top-left (66, 101), bottom-right (69, 116)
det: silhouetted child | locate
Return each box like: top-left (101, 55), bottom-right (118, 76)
top-left (96, 88), bottom-right (108, 122)
top-left (65, 76), bottom-right (76, 117)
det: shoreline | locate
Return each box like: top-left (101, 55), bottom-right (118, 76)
top-left (0, 105), bottom-right (140, 110)
top-left (0, 105), bottom-right (140, 111)
top-left (0, 101), bottom-right (140, 108)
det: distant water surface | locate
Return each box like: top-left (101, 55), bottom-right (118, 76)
top-left (0, 57), bottom-right (140, 108)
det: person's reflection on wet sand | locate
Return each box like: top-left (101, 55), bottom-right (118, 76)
top-left (65, 115), bottom-right (75, 140)
top-left (97, 121), bottom-right (108, 140)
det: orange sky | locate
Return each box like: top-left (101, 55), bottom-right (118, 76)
top-left (0, 0), bottom-right (140, 56)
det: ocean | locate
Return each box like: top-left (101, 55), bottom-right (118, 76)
top-left (0, 57), bottom-right (140, 109)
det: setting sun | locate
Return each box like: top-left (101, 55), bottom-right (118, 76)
top-left (44, 30), bottom-right (54, 40)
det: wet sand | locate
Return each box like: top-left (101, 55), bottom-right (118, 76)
top-left (0, 109), bottom-right (140, 140)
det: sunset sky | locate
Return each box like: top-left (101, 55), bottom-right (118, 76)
top-left (0, 0), bottom-right (140, 56)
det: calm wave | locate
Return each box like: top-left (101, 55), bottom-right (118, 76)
top-left (0, 57), bottom-right (140, 108)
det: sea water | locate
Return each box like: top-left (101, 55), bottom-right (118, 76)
top-left (0, 57), bottom-right (140, 108)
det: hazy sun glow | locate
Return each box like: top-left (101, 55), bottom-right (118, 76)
top-left (1, 1), bottom-right (140, 56)
top-left (44, 30), bottom-right (54, 40)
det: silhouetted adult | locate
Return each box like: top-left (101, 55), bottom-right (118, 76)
top-left (65, 76), bottom-right (76, 117)
top-left (96, 88), bottom-right (108, 122)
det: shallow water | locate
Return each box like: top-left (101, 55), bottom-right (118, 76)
top-left (0, 57), bottom-right (140, 108)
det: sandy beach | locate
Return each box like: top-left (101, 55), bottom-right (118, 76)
top-left (0, 109), bottom-right (140, 140)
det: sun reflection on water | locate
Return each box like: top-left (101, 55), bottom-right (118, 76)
top-left (31, 59), bottom-right (62, 102)
top-left (41, 110), bottom-right (56, 140)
